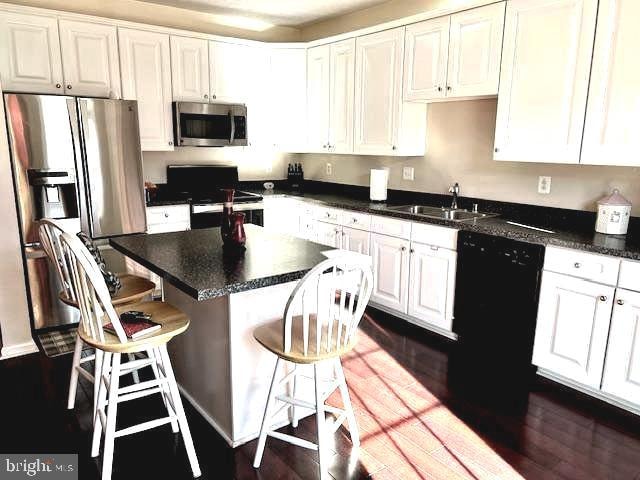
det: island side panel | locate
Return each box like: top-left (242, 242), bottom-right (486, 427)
top-left (164, 282), bottom-right (234, 443)
top-left (228, 282), bottom-right (318, 445)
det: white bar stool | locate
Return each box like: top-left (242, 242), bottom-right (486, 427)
top-left (59, 232), bottom-right (201, 480)
top-left (39, 219), bottom-right (155, 409)
top-left (252, 254), bottom-right (374, 479)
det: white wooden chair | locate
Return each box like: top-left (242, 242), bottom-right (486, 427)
top-left (38, 219), bottom-right (155, 409)
top-left (59, 232), bottom-right (201, 480)
top-left (252, 254), bottom-right (374, 479)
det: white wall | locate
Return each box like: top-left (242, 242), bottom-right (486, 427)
top-left (0, 83), bottom-right (37, 358)
top-left (300, 100), bottom-right (640, 215)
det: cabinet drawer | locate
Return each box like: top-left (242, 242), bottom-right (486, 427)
top-left (411, 222), bottom-right (458, 250)
top-left (315, 206), bottom-right (341, 224)
top-left (370, 215), bottom-right (412, 239)
top-left (147, 204), bottom-right (190, 226)
top-left (340, 210), bottom-right (371, 230)
top-left (544, 246), bottom-right (620, 286)
top-left (618, 259), bottom-right (640, 292)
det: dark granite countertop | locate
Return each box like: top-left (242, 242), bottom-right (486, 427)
top-left (110, 225), bottom-right (329, 301)
top-left (146, 199), bottom-right (191, 207)
top-left (256, 188), bottom-right (640, 261)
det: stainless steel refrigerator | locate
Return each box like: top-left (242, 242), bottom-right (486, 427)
top-left (4, 93), bottom-right (147, 330)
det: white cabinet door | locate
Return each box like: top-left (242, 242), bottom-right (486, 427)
top-left (59, 20), bottom-right (120, 98)
top-left (370, 233), bottom-right (409, 313)
top-left (354, 28), bottom-right (404, 155)
top-left (119, 28), bottom-right (174, 151)
top-left (342, 226), bottom-right (370, 255)
top-left (447, 2), bottom-right (504, 98)
top-left (328, 38), bottom-right (355, 154)
top-left (581, 0), bottom-right (640, 166)
top-left (315, 221), bottom-right (342, 248)
top-left (209, 41), bottom-right (253, 103)
top-left (170, 35), bottom-right (209, 102)
top-left (601, 289), bottom-right (640, 406)
top-left (532, 271), bottom-right (614, 388)
top-left (494, 0), bottom-right (597, 164)
top-left (306, 45), bottom-right (330, 152)
top-left (408, 243), bottom-right (457, 332)
top-left (270, 48), bottom-right (307, 152)
top-left (0, 12), bottom-right (63, 94)
top-left (403, 16), bottom-right (449, 101)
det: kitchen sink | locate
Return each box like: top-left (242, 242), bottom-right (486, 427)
top-left (384, 205), bottom-right (499, 222)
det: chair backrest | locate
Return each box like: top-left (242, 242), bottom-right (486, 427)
top-left (39, 219), bottom-right (76, 303)
top-left (283, 253), bottom-right (374, 357)
top-left (58, 232), bottom-right (127, 344)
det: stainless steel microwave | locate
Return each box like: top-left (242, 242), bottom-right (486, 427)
top-left (172, 101), bottom-right (248, 147)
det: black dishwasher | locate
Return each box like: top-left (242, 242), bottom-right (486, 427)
top-left (451, 231), bottom-right (545, 394)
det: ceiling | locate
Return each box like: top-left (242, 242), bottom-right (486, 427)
top-left (134, 0), bottom-right (390, 27)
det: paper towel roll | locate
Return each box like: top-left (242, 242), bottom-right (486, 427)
top-left (370, 169), bottom-right (388, 201)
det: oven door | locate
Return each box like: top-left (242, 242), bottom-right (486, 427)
top-left (173, 102), bottom-right (247, 147)
top-left (191, 203), bottom-right (264, 229)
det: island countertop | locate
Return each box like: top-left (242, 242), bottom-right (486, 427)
top-left (109, 225), bottom-right (329, 301)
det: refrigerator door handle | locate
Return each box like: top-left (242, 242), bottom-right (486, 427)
top-left (67, 98), bottom-right (93, 236)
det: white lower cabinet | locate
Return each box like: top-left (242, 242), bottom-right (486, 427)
top-left (408, 243), bottom-right (456, 332)
top-left (370, 233), bottom-right (410, 313)
top-left (315, 221), bottom-right (342, 248)
top-left (342, 226), bottom-right (370, 255)
top-left (533, 271), bottom-right (614, 389)
top-left (601, 289), bottom-right (640, 406)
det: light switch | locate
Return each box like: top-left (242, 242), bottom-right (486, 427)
top-left (326, 163), bottom-right (332, 176)
top-left (538, 176), bottom-right (551, 194)
top-left (402, 166), bottom-right (414, 181)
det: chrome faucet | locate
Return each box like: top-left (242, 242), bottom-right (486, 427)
top-left (448, 183), bottom-right (460, 210)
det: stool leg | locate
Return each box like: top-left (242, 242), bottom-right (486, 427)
top-left (93, 349), bottom-right (103, 419)
top-left (253, 357), bottom-right (281, 468)
top-left (158, 345), bottom-right (201, 478)
top-left (289, 364), bottom-right (298, 428)
top-left (128, 353), bottom-right (140, 384)
top-left (335, 358), bottom-right (359, 448)
top-left (67, 335), bottom-right (83, 409)
top-left (314, 363), bottom-right (328, 480)
top-left (91, 351), bottom-right (110, 458)
top-left (102, 353), bottom-right (121, 480)
top-left (149, 347), bottom-right (178, 433)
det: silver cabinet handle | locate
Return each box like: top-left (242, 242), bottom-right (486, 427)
top-left (204, 94), bottom-right (209, 99)
top-left (392, 145), bottom-right (397, 150)
top-left (437, 86), bottom-right (442, 92)
top-left (164, 212), bottom-right (169, 218)
top-left (410, 248), bottom-right (415, 253)
top-left (401, 246), bottom-right (406, 251)
top-left (55, 83), bottom-right (61, 88)
top-left (67, 85), bottom-right (72, 90)
top-left (617, 299), bottom-right (624, 305)
top-left (446, 86), bottom-right (452, 91)
top-left (599, 295), bottom-right (607, 302)
top-left (494, 147), bottom-right (499, 153)
top-left (212, 94), bottom-right (217, 99)
top-left (168, 141), bottom-right (173, 146)
top-left (574, 262), bottom-right (581, 268)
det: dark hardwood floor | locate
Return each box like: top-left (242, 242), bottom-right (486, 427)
top-left (2, 308), bottom-right (640, 479)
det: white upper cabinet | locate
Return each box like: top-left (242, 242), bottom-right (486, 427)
top-left (532, 271), bottom-right (614, 388)
top-left (447, 2), bottom-right (505, 98)
top-left (306, 44), bottom-right (330, 152)
top-left (355, 27), bottom-right (426, 156)
top-left (403, 16), bottom-right (450, 101)
top-left (408, 243), bottom-right (457, 332)
top-left (0, 11), bottom-right (63, 94)
top-left (370, 232), bottom-right (410, 313)
top-left (269, 48), bottom-right (307, 152)
top-left (170, 35), bottom-right (209, 102)
top-left (403, 3), bottom-right (504, 102)
top-left (58, 19), bottom-right (120, 98)
top-left (119, 28), bottom-right (174, 151)
top-left (209, 41), bottom-right (254, 103)
top-left (601, 288), bottom-right (640, 407)
top-left (328, 38), bottom-right (355, 154)
top-left (581, 0), bottom-right (640, 166)
top-left (494, 0), bottom-right (597, 164)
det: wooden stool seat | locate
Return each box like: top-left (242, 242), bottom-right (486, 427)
top-left (60, 274), bottom-right (155, 307)
top-left (78, 301), bottom-right (189, 354)
top-left (254, 315), bottom-right (355, 364)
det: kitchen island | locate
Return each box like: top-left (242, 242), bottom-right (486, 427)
top-left (110, 225), bottom-right (330, 446)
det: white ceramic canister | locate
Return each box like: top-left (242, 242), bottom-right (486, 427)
top-left (595, 189), bottom-right (632, 235)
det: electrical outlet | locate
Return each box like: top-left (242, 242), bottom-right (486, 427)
top-left (538, 176), bottom-right (551, 194)
top-left (326, 163), bottom-right (332, 176)
top-left (402, 166), bottom-right (415, 181)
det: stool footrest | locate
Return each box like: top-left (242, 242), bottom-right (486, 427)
top-left (115, 415), bottom-right (177, 438)
top-left (275, 394), bottom-right (315, 410)
top-left (267, 430), bottom-right (318, 450)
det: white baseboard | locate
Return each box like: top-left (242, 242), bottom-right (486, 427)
top-left (1, 340), bottom-right (38, 360)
